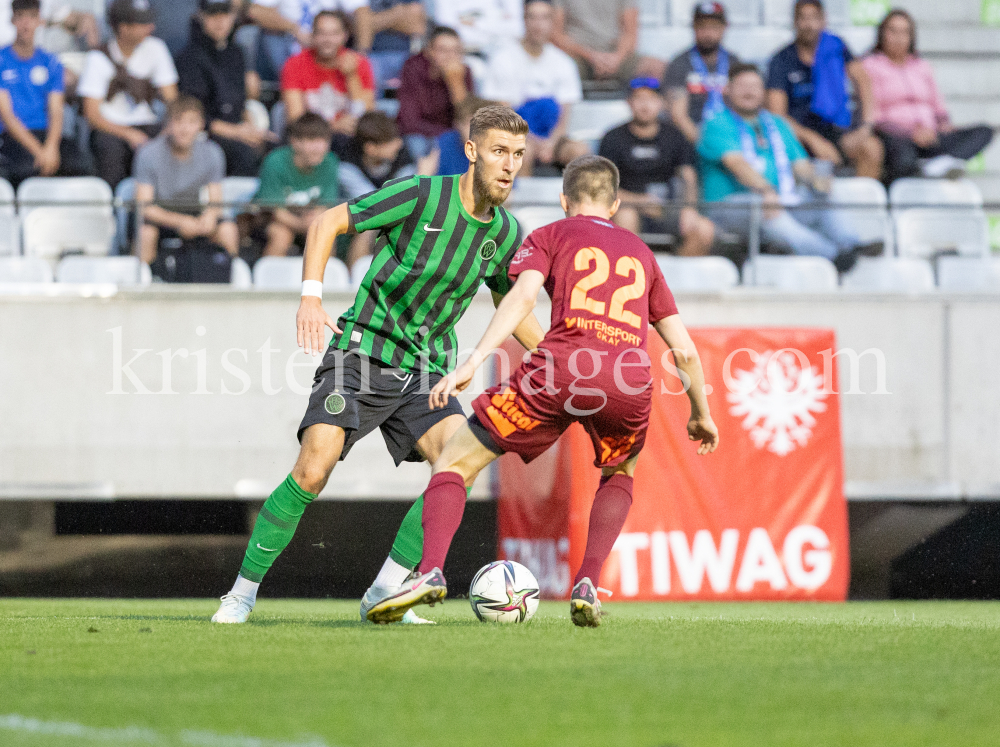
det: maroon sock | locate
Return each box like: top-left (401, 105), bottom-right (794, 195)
top-left (418, 471), bottom-right (468, 574)
top-left (574, 474), bottom-right (634, 586)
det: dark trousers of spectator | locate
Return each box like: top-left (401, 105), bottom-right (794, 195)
top-left (90, 124), bottom-right (161, 190)
top-left (0, 131), bottom-right (92, 188)
top-left (212, 134), bottom-right (265, 177)
top-left (877, 125), bottom-right (994, 185)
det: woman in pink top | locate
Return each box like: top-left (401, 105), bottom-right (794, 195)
top-left (863, 9), bottom-right (993, 184)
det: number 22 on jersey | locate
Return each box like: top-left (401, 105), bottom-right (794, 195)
top-left (569, 247), bottom-right (646, 329)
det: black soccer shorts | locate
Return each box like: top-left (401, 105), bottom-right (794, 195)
top-left (297, 347), bottom-right (465, 465)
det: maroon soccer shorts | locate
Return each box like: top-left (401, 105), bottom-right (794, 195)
top-left (470, 364), bottom-right (651, 468)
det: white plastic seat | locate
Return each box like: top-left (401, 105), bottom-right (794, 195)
top-left (221, 176), bottom-right (260, 207)
top-left (893, 208), bottom-right (989, 258)
top-left (0, 177), bottom-right (19, 256)
top-left (0, 256), bottom-right (52, 282)
top-left (17, 176), bottom-right (114, 222)
top-left (351, 254), bottom-right (373, 288)
top-left (511, 206), bottom-right (565, 235)
top-left (829, 177), bottom-right (892, 251)
top-left (567, 100), bottom-right (631, 143)
top-left (252, 256), bottom-right (351, 291)
top-left (656, 255), bottom-right (740, 292)
top-left (889, 178), bottom-right (983, 209)
top-left (56, 255), bottom-right (151, 285)
top-left (723, 28), bottom-right (794, 67)
top-left (840, 257), bottom-right (935, 293)
top-left (508, 176), bottom-right (563, 206)
top-left (231, 257), bottom-right (253, 288)
top-left (745, 255), bottom-right (839, 291)
top-left (937, 256), bottom-right (1000, 292)
top-left (22, 207), bottom-right (116, 258)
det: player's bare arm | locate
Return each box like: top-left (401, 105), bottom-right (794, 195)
top-left (654, 315), bottom-right (719, 455)
top-left (491, 290), bottom-right (546, 354)
top-left (430, 270), bottom-right (547, 409)
top-left (297, 202), bottom-right (349, 356)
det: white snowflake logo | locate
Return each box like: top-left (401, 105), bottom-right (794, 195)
top-left (727, 350), bottom-right (829, 456)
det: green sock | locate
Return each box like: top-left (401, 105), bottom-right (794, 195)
top-left (388, 487), bottom-right (472, 570)
top-left (239, 474), bottom-right (316, 583)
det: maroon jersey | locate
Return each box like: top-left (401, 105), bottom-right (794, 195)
top-left (508, 214), bottom-right (678, 391)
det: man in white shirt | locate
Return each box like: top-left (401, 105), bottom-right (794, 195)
top-left (482, 0), bottom-right (589, 175)
top-left (77, 0), bottom-right (178, 188)
top-left (433, 0), bottom-right (524, 57)
top-left (248, 0), bottom-right (368, 81)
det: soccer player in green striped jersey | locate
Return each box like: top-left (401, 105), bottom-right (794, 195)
top-left (212, 105), bottom-right (545, 624)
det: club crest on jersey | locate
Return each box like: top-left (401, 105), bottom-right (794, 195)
top-left (479, 239), bottom-right (497, 260)
top-left (324, 392), bottom-right (346, 415)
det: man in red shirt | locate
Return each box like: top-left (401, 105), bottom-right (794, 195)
top-left (366, 155), bottom-right (720, 627)
top-left (281, 10), bottom-right (375, 138)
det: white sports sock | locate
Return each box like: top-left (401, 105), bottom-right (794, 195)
top-left (231, 575), bottom-right (259, 604)
top-left (373, 556), bottom-right (411, 589)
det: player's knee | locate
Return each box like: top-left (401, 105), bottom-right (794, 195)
top-left (291, 460), bottom-right (335, 494)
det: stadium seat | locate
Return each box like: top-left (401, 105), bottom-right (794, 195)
top-left (655, 254), bottom-right (740, 292)
top-left (252, 256), bottom-right (351, 291)
top-left (56, 255), bottom-right (152, 285)
top-left (0, 255), bottom-right (53, 282)
top-left (937, 256), bottom-right (1000, 292)
top-left (351, 254), bottom-right (373, 288)
top-left (829, 177), bottom-right (892, 252)
top-left (17, 176), bottom-right (114, 222)
top-left (509, 176), bottom-right (563, 206)
top-left (637, 25), bottom-right (694, 62)
top-left (212, 176), bottom-right (261, 220)
top-left (231, 257), bottom-right (253, 288)
top-left (0, 177), bottom-right (19, 256)
top-left (744, 255), bottom-right (839, 291)
top-left (567, 100), bottom-right (631, 144)
top-left (889, 178), bottom-right (983, 209)
top-left (510, 206), bottom-right (565, 235)
top-left (893, 208), bottom-right (990, 258)
top-left (840, 257), bottom-right (935, 293)
top-left (723, 28), bottom-right (794, 67)
top-left (22, 207), bottom-right (116, 258)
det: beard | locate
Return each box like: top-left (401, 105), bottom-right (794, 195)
top-left (472, 162), bottom-right (511, 208)
top-left (695, 40), bottom-right (720, 56)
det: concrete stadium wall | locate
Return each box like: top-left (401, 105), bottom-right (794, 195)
top-left (1, 287), bottom-right (998, 501)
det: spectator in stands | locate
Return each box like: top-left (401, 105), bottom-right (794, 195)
top-left (78, 0), bottom-right (178, 189)
top-left (248, 0), bottom-right (367, 81)
top-left (663, 2), bottom-right (741, 144)
top-left (281, 9), bottom-right (375, 148)
top-left (432, 95), bottom-right (494, 176)
top-left (766, 0), bottom-right (883, 180)
top-left (481, 0), bottom-right (589, 176)
top-left (0, 0), bottom-right (100, 51)
top-left (134, 96), bottom-right (239, 269)
top-left (552, 0), bottom-right (658, 85)
top-left (433, 0), bottom-right (524, 58)
top-left (599, 78), bottom-right (714, 256)
top-left (338, 110), bottom-right (423, 197)
top-left (397, 25), bottom-right (472, 158)
top-left (254, 112), bottom-right (341, 257)
top-left (700, 64), bottom-right (879, 271)
top-left (0, 0), bottom-right (89, 187)
top-left (178, 0), bottom-right (276, 177)
top-left (354, 0), bottom-right (426, 94)
top-left (864, 9), bottom-right (994, 184)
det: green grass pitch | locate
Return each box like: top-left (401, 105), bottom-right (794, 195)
top-left (2, 598), bottom-right (999, 747)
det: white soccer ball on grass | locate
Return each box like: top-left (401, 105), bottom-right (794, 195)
top-left (469, 560), bottom-right (540, 623)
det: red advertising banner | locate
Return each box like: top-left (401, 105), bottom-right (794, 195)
top-left (498, 328), bottom-right (849, 602)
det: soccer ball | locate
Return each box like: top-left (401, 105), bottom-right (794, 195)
top-left (469, 560), bottom-right (540, 623)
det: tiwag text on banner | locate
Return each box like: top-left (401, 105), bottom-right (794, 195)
top-left (499, 328), bottom-right (849, 602)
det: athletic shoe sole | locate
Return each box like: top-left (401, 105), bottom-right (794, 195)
top-left (570, 598), bottom-right (602, 628)
top-left (367, 580), bottom-right (446, 624)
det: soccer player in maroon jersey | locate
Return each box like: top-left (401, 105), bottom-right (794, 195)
top-left (366, 155), bottom-right (719, 627)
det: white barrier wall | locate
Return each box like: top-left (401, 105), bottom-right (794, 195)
top-left (1, 287), bottom-right (998, 501)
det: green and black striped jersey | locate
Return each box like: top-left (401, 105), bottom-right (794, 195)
top-left (336, 174), bottom-right (521, 375)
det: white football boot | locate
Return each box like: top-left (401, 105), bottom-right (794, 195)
top-left (366, 568), bottom-right (447, 624)
top-left (211, 593), bottom-right (254, 624)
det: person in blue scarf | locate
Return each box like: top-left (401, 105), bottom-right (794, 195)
top-left (663, 2), bottom-right (742, 145)
top-left (765, 0), bottom-right (883, 180)
top-left (699, 63), bottom-right (882, 272)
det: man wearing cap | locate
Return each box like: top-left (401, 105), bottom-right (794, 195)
top-left (178, 0), bottom-right (276, 177)
top-left (599, 77), bottom-right (715, 256)
top-left (77, 0), bottom-right (178, 189)
top-left (663, 2), bottom-right (741, 144)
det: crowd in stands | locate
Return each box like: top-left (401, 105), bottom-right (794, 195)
top-left (0, 0), bottom-right (994, 280)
